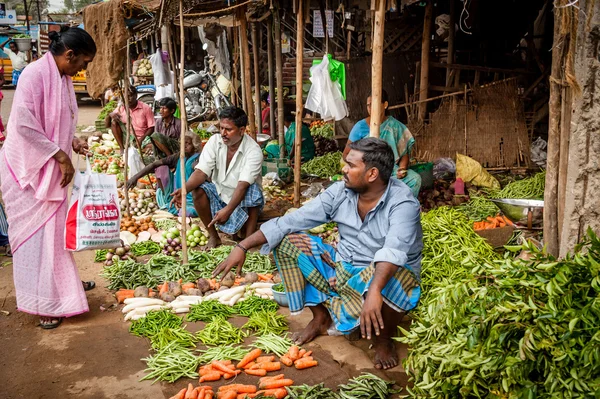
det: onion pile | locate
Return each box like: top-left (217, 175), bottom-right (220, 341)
top-left (105, 245), bottom-right (137, 266)
top-left (161, 228), bottom-right (183, 256)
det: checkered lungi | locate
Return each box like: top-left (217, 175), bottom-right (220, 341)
top-left (200, 182), bottom-right (264, 234)
top-left (12, 69), bottom-right (22, 86)
top-left (273, 233), bottom-right (421, 333)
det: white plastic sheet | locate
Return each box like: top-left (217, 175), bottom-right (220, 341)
top-left (305, 55), bottom-right (348, 121)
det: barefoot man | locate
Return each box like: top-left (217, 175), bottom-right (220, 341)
top-left (171, 106), bottom-right (264, 248)
top-left (214, 138), bottom-right (423, 370)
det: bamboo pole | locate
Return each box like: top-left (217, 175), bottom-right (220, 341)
top-left (178, 0), bottom-right (189, 264)
top-left (267, 17), bottom-right (276, 137)
top-left (418, 0), bottom-right (433, 121)
top-left (294, 0), bottom-right (305, 208)
top-left (252, 23), bottom-right (261, 135)
top-left (239, 8), bottom-right (257, 139)
top-left (232, 27), bottom-right (240, 107)
top-left (122, 39), bottom-right (132, 217)
top-left (167, 25), bottom-right (179, 105)
top-left (274, 6), bottom-right (285, 158)
top-left (369, 0), bottom-right (386, 137)
top-left (239, 21), bottom-right (247, 112)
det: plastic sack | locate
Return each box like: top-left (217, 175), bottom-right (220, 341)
top-left (305, 55), bottom-right (348, 121)
top-left (127, 147), bottom-right (145, 179)
top-left (151, 52), bottom-right (173, 101)
top-left (301, 182), bottom-right (324, 198)
top-left (530, 137), bottom-right (547, 168)
top-left (65, 157), bottom-right (122, 251)
top-left (455, 153), bottom-right (500, 189)
top-left (433, 157), bottom-right (456, 179)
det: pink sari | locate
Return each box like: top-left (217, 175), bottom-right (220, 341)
top-left (0, 53), bottom-right (88, 318)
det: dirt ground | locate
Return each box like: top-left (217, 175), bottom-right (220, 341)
top-left (0, 89), bottom-right (412, 398)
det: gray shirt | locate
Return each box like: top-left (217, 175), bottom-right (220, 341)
top-left (260, 180), bottom-right (423, 279)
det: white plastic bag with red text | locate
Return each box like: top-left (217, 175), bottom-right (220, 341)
top-left (65, 157), bottom-right (122, 251)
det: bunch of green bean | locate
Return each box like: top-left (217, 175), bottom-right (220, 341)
top-left (129, 309), bottom-right (183, 338)
top-left (301, 151), bottom-right (343, 178)
top-left (286, 384), bottom-right (335, 399)
top-left (335, 373), bottom-right (397, 399)
top-left (188, 250), bottom-right (220, 278)
top-left (197, 345), bottom-right (250, 364)
top-left (252, 333), bottom-right (293, 356)
top-left (140, 341), bottom-right (200, 383)
top-left (456, 195), bottom-right (499, 222)
top-left (488, 171), bottom-right (546, 199)
top-left (232, 296), bottom-right (279, 317)
top-left (100, 259), bottom-right (159, 290)
top-left (131, 241), bottom-right (161, 256)
top-left (197, 316), bottom-right (247, 346)
top-left (398, 230), bottom-right (600, 398)
top-left (420, 207), bottom-right (499, 298)
top-left (153, 219), bottom-right (178, 231)
top-left (186, 300), bottom-right (234, 322)
top-left (243, 310), bottom-right (288, 335)
top-left (187, 246), bottom-right (275, 277)
top-left (272, 283), bottom-right (285, 293)
top-left (149, 326), bottom-right (199, 351)
top-left (95, 249), bottom-right (108, 262)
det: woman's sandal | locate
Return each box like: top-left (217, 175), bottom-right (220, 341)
top-left (2, 245), bottom-right (11, 257)
top-left (40, 317), bottom-right (63, 330)
top-left (82, 281), bottom-right (96, 291)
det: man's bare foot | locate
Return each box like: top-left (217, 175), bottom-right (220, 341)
top-left (292, 305), bottom-right (331, 345)
top-left (373, 337), bottom-right (399, 370)
top-left (206, 235), bottom-right (222, 249)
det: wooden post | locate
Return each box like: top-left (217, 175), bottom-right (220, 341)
top-left (346, 30), bottom-right (352, 60)
top-left (369, 0), bottom-right (386, 137)
top-left (178, 0), bottom-right (189, 264)
top-left (252, 23), bottom-right (261, 135)
top-left (445, 0), bottom-right (456, 88)
top-left (267, 17), bottom-right (276, 137)
top-left (544, 11), bottom-right (562, 257)
top-left (294, 0), bottom-right (305, 208)
top-left (274, 6), bottom-right (285, 158)
top-left (319, 0), bottom-right (330, 54)
top-left (239, 8), bottom-right (257, 139)
top-left (167, 25), bottom-right (179, 105)
top-left (238, 22), bottom-right (247, 111)
top-left (232, 28), bottom-right (240, 107)
top-left (557, 87), bottom-right (572, 239)
top-left (122, 40), bottom-right (132, 217)
top-left (418, 0), bottom-right (433, 121)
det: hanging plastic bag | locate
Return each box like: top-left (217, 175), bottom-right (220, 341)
top-left (305, 55), bottom-right (348, 121)
top-left (530, 137), bottom-right (547, 168)
top-left (150, 51), bottom-right (173, 101)
top-left (455, 153), bottom-right (500, 189)
top-left (127, 147), bottom-right (145, 179)
top-left (65, 157), bottom-right (122, 251)
top-left (433, 157), bottom-right (456, 179)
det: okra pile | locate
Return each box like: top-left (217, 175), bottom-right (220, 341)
top-left (399, 229), bottom-right (600, 398)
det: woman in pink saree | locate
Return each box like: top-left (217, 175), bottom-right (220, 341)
top-left (0, 27), bottom-right (96, 329)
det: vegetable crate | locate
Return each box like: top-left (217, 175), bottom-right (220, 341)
top-left (410, 162), bottom-right (434, 189)
top-left (262, 158), bottom-right (292, 183)
top-left (95, 119), bottom-right (108, 133)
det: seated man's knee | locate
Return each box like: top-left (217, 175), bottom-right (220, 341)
top-left (192, 186), bottom-right (206, 201)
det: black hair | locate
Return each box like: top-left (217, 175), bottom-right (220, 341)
top-left (159, 97), bottom-right (178, 112)
top-left (48, 26), bottom-right (96, 57)
top-left (218, 106), bottom-right (248, 128)
top-left (8, 41), bottom-right (16, 48)
top-left (284, 108), bottom-right (295, 123)
top-left (261, 92), bottom-right (269, 104)
top-left (348, 137), bottom-right (395, 184)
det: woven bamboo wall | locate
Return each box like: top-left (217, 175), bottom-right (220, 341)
top-left (412, 81), bottom-right (530, 168)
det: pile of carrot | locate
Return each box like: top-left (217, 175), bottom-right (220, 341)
top-left (115, 288), bottom-right (135, 303)
top-left (199, 360), bottom-right (242, 383)
top-left (169, 383), bottom-right (214, 399)
top-left (218, 375), bottom-right (293, 399)
top-left (473, 215), bottom-right (514, 231)
top-left (279, 345), bottom-right (318, 370)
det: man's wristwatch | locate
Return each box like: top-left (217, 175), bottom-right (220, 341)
top-left (236, 243), bottom-right (248, 253)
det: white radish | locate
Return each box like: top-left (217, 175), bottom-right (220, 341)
top-left (122, 299), bottom-right (165, 313)
top-left (261, 294), bottom-right (270, 299)
top-left (228, 293), bottom-right (244, 306)
top-left (173, 307), bottom-right (190, 314)
top-left (250, 282), bottom-right (274, 289)
top-left (130, 314), bottom-right (145, 321)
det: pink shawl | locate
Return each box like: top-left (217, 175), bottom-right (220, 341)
top-left (1, 53), bottom-right (77, 250)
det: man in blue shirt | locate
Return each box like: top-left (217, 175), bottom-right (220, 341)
top-left (213, 138), bottom-right (423, 370)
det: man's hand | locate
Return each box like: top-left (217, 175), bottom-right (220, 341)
top-left (396, 169), bottom-right (407, 179)
top-left (55, 150), bottom-right (76, 188)
top-left (212, 246), bottom-right (246, 279)
top-left (126, 177), bottom-right (138, 190)
top-left (110, 112), bottom-right (121, 123)
top-left (72, 138), bottom-right (89, 156)
top-left (360, 290), bottom-right (384, 340)
top-left (170, 188), bottom-right (183, 207)
top-left (207, 206), bottom-right (233, 228)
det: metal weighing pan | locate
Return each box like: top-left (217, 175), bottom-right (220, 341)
top-left (490, 199), bottom-right (544, 229)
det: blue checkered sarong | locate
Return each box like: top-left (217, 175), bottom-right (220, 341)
top-left (12, 69), bottom-right (22, 86)
top-left (200, 182), bottom-right (264, 234)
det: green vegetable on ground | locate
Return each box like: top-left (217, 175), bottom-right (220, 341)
top-left (95, 249), bottom-right (108, 263)
top-left (131, 241), bottom-right (161, 256)
top-left (286, 383), bottom-right (335, 399)
top-left (456, 195), bottom-right (499, 222)
top-left (130, 309), bottom-right (182, 338)
top-left (232, 295), bottom-right (279, 317)
top-left (301, 151), bottom-right (342, 178)
top-left (272, 283), bottom-right (285, 293)
top-left (398, 229), bottom-right (600, 398)
top-left (153, 219), bottom-right (178, 231)
top-left (186, 300), bottom-right (234, 322)
top-left (197, 316), bottom-right (247, 346)
top-left (149, 326), bottom-right (198, 351)
top-left (335, 373), bottom-right (398, 399)
top-left (252, 333), bottom-right (293, 356)
top-left (488, 171), bottom-right (546, 200)
top-left (243, 310), bottom-right (288, 335)
top-left (140, 341), bottom-right (200, 383)
top-left (197, 345), bottom-right (250, 364)
top-left (101, 259), bottom-right (159, 290)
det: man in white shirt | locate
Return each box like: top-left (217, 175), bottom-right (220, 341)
top-left (1, 39), bottom-right (29, 86)
top-left (171, 106), bottom-right (264, 248)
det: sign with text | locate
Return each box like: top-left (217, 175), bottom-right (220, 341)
top-left (313, 10), bottom-right (334, 38)
top-left (0, 4), bottom-right (16, 26)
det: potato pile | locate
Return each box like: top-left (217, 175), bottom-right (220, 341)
top-left (119, 190), bottom-right (157, 216)
top-left (121, 215), bottom-right (156, 235)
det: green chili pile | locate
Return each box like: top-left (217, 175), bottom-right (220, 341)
top-left (95, 249), bottom-right (108, 263)
top-left (232, 296), bottom-right (279, 317)
top-left (488, 171), bottom-right (546, 199)
top-left (129, 309), bottom-right (183, 338)
top-left (335, 373), bottom-right (398, 399)
top-left (131, 241), bottom-right (161, 256)
top-left (243, 310), bottom-right (288, 335)
top-left (197, 345), bottom-right (250, 364)
top-left (398, 230), bottom-right (600, 398)
top-left (101, 259), bottom-right (159, 290)
top-left (149, 326), bottom-right (198, 351)
top-left (286, 384), bottom-right (335, 399)
top-left (301, 151), bottom-right (342, 178)
top-left (456, 195), bottom-right (499, 222)
top-left (186, 300), bottom-right (234, 322)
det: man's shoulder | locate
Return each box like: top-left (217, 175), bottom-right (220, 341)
top-left (386, 179), bottom-right (420, 208)
top-left (138, 101), bottom-right (153, 113)
top-left (241, 134), bottom-right (263, 155)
